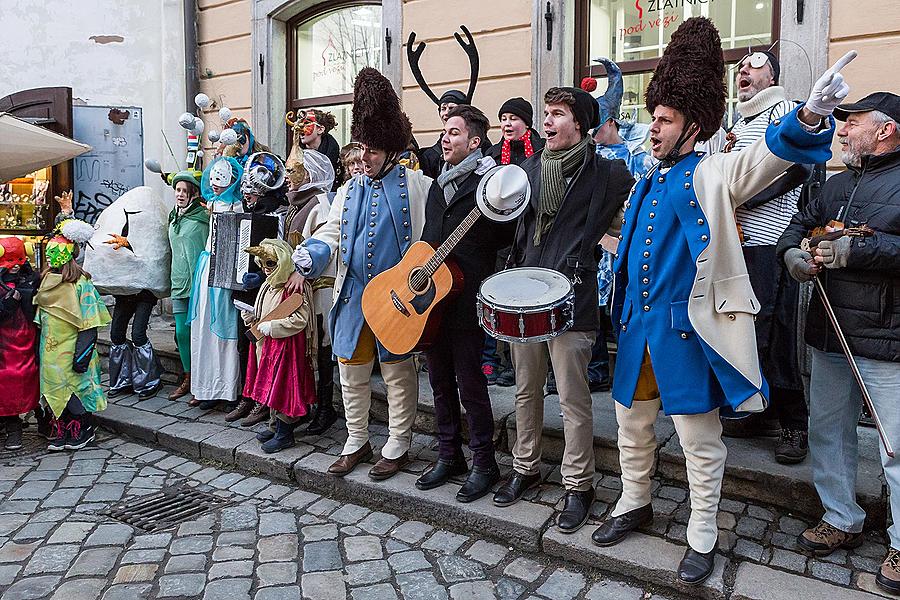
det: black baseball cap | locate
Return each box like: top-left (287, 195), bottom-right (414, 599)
top-left (834, 92), bottom-right (900, 123)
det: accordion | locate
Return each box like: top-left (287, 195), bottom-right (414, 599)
top-left (208, 212), bottom-right (280, 290)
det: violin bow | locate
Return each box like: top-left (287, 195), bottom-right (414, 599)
top-left (814, 277), bottom-right (894, 457)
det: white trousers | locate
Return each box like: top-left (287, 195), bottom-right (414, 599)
top-left (338, 357), bottom-right (418, 460)
top-left (612, 398), bottom-right (726, 553)
top-left (189, 274), bottom-right (239, 402)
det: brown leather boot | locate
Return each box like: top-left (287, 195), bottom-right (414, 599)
top-left (328, 442), bottom-right (373, 477)
top-left (224, 399), bottom-right (254, 423)
top-left (168, 373), bottom-right (192, 401)
top-left (241, 402), bottom-right (270, 427)
top-left (368, 452), bottom-right (409, 481)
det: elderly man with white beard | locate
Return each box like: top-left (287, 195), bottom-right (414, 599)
top-left (777, 92), bottom-right (900, 595)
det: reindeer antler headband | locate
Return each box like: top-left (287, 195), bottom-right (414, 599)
top-left (407, 25), bottom-right (480, 106)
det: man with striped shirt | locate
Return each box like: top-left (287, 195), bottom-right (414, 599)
top-left (722, 50), bottom-right (813, 463)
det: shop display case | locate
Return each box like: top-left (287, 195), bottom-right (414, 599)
top-left (0, 168), bottom-right (51, 234)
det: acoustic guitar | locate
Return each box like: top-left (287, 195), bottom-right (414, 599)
top-left (361, 206), bottom-right (482, 355)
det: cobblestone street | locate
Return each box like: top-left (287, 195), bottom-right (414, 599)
top-left (0, 431), bottom-right (685, 600)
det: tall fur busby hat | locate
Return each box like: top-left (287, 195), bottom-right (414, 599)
top-left (645, 17), bottom-right (725, 142)
top-left (351, 67), bottom-right (412, 155)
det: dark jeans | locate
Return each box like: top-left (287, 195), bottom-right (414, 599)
top-left (744, 245), bottom-right (808, 431)
top-left (588, 338), bottom-right (609, 382)
top-left (110, 291), bottom-right (158, 346)
top-left (424, 327), bottom-right (496, 468)
top-left (482, 334), bottom-right (499, 367)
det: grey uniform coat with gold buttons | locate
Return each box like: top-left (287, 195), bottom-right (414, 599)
top-left (302, 164), bottom-right (431, 361)
top-left (610, 105), bottom-right (835, 416)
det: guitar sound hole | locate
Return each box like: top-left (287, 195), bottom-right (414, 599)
top-left (408, 267), bottom-right (431, 295)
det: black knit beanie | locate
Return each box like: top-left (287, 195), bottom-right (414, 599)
top-left (498, 97), bottom-right (533, 128)
top-left (558, 87), bottom-right (600, 138)
top-left (760, 50), bottom-right (780, 84)
top-left (439, 89), bottom-right (469, 105)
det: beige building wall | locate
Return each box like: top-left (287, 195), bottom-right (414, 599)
top-left (195, 0), bottom-right (534, 152)
top-left (197, 0), bottom-right (254, 145)
top-left (401, 0), bottom-right (533, 146)
top-left (827, 0), bottom-right (900, 168)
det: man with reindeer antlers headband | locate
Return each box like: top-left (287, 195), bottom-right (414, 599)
top-left (408, 25), bottom-right (492, 179)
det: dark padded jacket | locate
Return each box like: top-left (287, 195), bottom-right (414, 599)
top-left (777, 148), bottom-right (900, 362)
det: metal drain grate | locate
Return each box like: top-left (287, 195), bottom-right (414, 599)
top-left (102, 485), bottom-right (229, 531)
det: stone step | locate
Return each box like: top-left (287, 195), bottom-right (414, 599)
top-left (292, 452), bottom-right (555, 553)
top-left (97, 325), bottom-right (887, 526)
top-left (93, 390), bottom-right (891, 600)
top-left (543, 527), bottom-right (727, 600)
top-left (730, 562), bottom-right (885, 599)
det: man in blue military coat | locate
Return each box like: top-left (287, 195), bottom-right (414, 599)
top-left (293, 68), bottom-right (432, 481)
top-left (590, 18), bottom-right (855, 585)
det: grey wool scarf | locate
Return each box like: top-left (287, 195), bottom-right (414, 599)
top-left (436, 149), bottom-right (483, 204)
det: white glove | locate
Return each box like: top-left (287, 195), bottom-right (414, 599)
top-left (257, 321), bottom-right (273, 337)
top-left (806, 51), bottom-right (856, 116)
top-left (292, 245), bottom-right (313, 273)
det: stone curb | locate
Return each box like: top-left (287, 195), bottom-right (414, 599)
top-left (292, 452), bottom-right (554, 553)
top-left (731, 562), bottom-right (883, 599)
top-left (100, 331), bottom-right (887, 526)
top-left (542, 527), bottom-right (727, 600)
top-left (95, 400), bottom-right (886, 600)
top-left (95, 404), bottom-right (177, 443)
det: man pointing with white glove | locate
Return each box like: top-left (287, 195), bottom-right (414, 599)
top-left (594, 15), bottom-right (857, 584)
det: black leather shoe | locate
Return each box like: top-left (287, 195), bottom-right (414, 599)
top-left (457, 463), bottom-right (500, 503)
top-left (677, 547), bottom-right (716, 585)
top-left (557, 488), bottom-right (595, 533)
top-left (591, 504), bottom-right (653, 547)
top-left (492, 471), bottom-right (541, 507)
top-left (416, 457), bottom-right (469, 491)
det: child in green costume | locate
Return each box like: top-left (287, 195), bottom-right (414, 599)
top-left (35, 219), bottom-right (111, 451)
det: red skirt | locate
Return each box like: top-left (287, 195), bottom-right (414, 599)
top-left (244, 332), bottom-right (316, 419)
top-left (0, 310), bottom-right (39, 416)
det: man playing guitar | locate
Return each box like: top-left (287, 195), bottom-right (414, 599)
top-left (414, 105), bottom-right (514, 502)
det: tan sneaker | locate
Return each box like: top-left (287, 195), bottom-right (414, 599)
top-left (876, 548), bottom-right (900, 594)
top-left (797, 520), bottom-right (863, 556)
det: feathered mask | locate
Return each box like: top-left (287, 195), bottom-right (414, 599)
top-left (46, 218), bottom-right (94, 268)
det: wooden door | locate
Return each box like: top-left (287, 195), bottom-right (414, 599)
top-left (0, 86), bottom-right (74, 226)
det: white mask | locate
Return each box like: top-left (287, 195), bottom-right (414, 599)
top-left (209, 160), bottom-right (234, 188)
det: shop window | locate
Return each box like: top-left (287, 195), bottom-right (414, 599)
top-left (576, 0), bottom-right (780, 125)
top-left (287, 2), bottom-right (382, 146)
top-left (1, 168), bottom-right (50, 232)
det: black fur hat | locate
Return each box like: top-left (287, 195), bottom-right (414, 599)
top-left (645, 17), bottom-right (725, 142)
top-left (351, 67), bottom-right (412, 154)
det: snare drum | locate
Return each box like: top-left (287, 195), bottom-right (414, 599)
top-left (477, 267), bottom-right (574, 343)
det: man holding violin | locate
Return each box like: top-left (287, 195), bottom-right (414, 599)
top-left (777, 91), bottom-right (900, 595)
